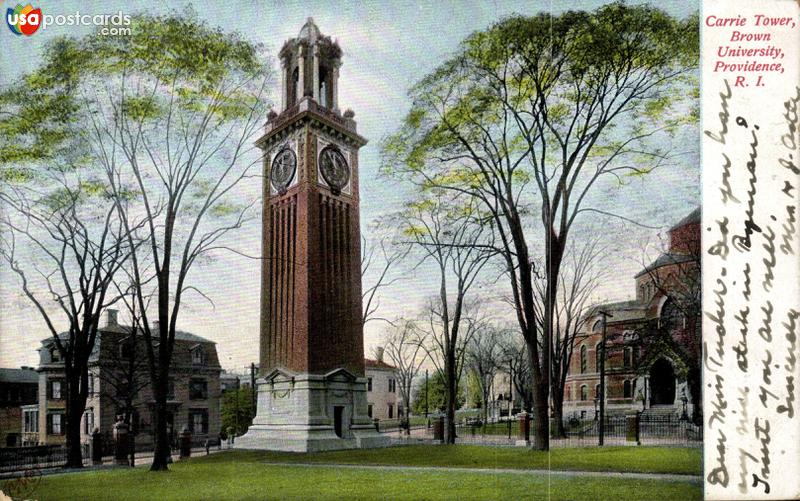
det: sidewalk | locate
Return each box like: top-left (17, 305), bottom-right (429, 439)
top-left (257, 461), bottom-right (703, 483)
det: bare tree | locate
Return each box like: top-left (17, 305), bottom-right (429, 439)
top-left (0, 177), bottom-right (138, 468)
top-left (382, 319), bottom-right (427, 434)
top-left (361, 235), bottom-right (410, 326)
top-left (95, 287), bottom-right (153, 466)
top-left (398, 190), bottom-right (496, 443)
top-left (465, 321), bottom-right (506, 423)
top-left (534, 237), bottom-right (607, 436)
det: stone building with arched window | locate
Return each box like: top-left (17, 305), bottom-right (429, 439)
top-left (563, 208), bottom-right (701, 421)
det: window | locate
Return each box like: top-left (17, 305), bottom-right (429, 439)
top-left (580, 385), bottom-right (588, 401)
top-left (388, 378), bottom-right (396, 393)
top-left (189, 379), bottom-right (208, 400)
top-left (565, 386), bottom-right (571, 402)
top-left (50, 347), bottom-right (62, 362)
top-left (47, 413), bottom-right (64, 435)
top-left (623, 347), bottom-right (633, 368)
top-left (595, 344), bottom-right (602, 373)
top-left (595, 384), bottom-right (600, 399)
top-left (632, 347), bottom-right (640, 367)
top-left (24, 409), bottom-right (38, 433)
top-left (592, 319), bottom-right (602, 332)
top-left (398, 404), bottom-right (404, 417)
top-left (580, 410), bottom-right (586, 420)
top-left (83, 409), bottom-right (94, 435)
top-left (388, 403), bottom-right (394, 419)
top-left (50, 380), bottom-right (62, 400)
top-left (188, 409), bottom-right (209, 435)
top-left (623, 380), bottom-right (633, 399)
top-left (87, 374), bottom-right (95, 396)
top-left (367, 404), bottom-right (373, 418)
top-left (191, 347), bottom-right (206, 365)
top-left (580, 345), bottom-right (587, 374)
top-left (167, 378), bottom-right (176, 399)
top-left (367, 377), bottom-right (373, 392)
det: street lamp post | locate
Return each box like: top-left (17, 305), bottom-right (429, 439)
top-left (507, 359), bottom-right (513, 440)
top-left (680, 388), bottom-right (689, 421)
top-left (598, 310), bottom-right (613, 446)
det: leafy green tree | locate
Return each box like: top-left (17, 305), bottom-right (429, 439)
top-left (0, 11), bottom-right (273, 470)
top-left (0, 53), bottom-right (143, 466)
top-left (412, 370), bottom-right (464, 415)
top-left (383, 3), bottom-right (698, 450)
top-left (221, 386), bottom-right (256, 437)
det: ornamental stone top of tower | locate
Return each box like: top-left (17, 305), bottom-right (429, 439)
top-left (276, 18), bottom-right (343, 116)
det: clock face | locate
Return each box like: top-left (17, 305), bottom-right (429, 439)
top-left (319, 145), bottom-right (350, 193)
top-left (271, 147), bottom-right (296, 192)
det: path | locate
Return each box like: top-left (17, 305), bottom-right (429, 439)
top-left (258, 461), bottom-right (702, 483)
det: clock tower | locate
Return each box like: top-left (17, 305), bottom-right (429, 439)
top-left (237, 19), bottom-right (387, 451)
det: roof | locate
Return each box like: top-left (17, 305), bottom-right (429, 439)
top-left (585, 300), bottom-right (647, 324)
top-left (298, 17), bottom-right (321, 41)
top-left (634, 252), bottom-right (697, 278)
top-left (669, 207), bottom-right (700, 231)
top-left (0, 368), bottom-right (39, 384)
top-left (365, 358), bottom-right (396, 370)
top-left (41, 325), bottom-right (215, 364)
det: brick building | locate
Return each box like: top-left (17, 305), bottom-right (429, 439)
top-left (0, 367), bottom-right (38, 447)
top-left (364, 348), bottom-right (399, 421)
top-left (34, 309), bottom-right (222, 448)
top-left (563, 208), bottom-right (701, 421)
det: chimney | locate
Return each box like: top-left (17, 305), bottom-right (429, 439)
top-left (375, 346), bottom-right (384, 363)
top-left (106, 309), bottom-right (118, 327)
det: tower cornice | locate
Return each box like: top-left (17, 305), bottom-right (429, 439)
top-left (256, 98), bottom-right (366, 151)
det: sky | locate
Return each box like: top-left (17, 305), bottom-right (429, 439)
top-left (0, 0), bottom-right (700, 372)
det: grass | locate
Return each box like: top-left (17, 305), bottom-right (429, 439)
top-left (17, 447), bottom-right (702, 501)
top-left (214, 444), bottom-right (701, 475)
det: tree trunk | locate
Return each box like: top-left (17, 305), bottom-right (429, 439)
top-left (552, 390), bottom-right (566, 438)
top-left (64, 372), bottom-right (86, 468)
top-left (445, 354), bottom-right (457, 444)
top-left (150, 368), bottom-right (170, 471)
top-left (527, 338), bottom-right (549, 450)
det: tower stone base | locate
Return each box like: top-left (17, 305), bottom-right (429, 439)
top-left (235, 368), bottom-right (390, 452)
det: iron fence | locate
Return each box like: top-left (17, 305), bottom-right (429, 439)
top-left (403, 413), bottom-right (702, 448)
top-left (0, 444), bottom-right (90, 472)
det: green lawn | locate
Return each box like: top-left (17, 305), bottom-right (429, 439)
top-left (11, 445), bottom-right (702, 500)
top-left (216, 444), bottom-right (701, 475)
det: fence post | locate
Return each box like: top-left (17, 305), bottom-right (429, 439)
top-left (515, 412), bottom-right (530, 447)
top-left (112, 418), bottom-right (130, 466)
top-left (179, 427), bottom-right (192, 459)
top-left (91, 428), bottom-right (103, 465)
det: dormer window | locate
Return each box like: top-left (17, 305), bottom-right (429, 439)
top-left (120, 342), bottom-right (133, 360)
top-left (191, 346), bottom-right (206, 365)
top-left (50, 347), bottom-right (62, 363)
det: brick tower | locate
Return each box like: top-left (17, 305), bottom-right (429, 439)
top-left (237, 19), bottom-right (387, 451)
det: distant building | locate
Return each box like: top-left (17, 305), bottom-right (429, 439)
top-left (35, 309), bottom-right (222, 448)
top-left (563, 208), bottom-right (701, 420)
top-left (220, 371), bottom-right (241, 394)
top-left (0, 367), bottom-right (38, 447)
top-left (364, 348), bottom-right (400, 420)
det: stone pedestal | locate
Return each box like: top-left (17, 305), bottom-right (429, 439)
top-left (235, 368), bottom-right (389, 452)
